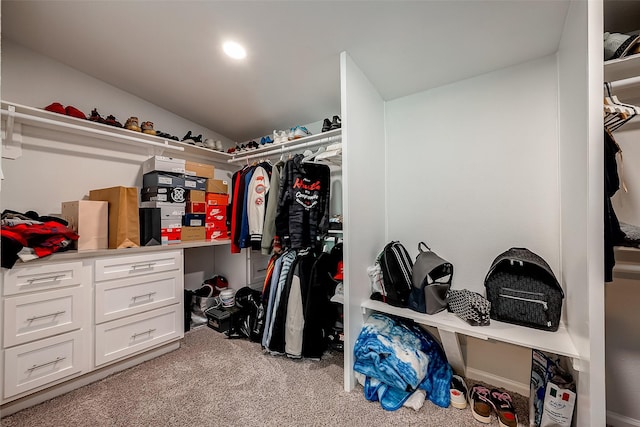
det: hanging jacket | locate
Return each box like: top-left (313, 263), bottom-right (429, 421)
top-left (266, 250), bottom-right (297, 354)
top-left (247, 165), bottom-right (271, 249)
top-left (284, 249), bottom-right (316, 358)
top-left (262, 162), bottom-right (284, 255)
top-left (275, 155), bottom-right (330, 249)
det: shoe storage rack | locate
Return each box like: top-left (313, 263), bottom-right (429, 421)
top-left (0, 101), bottom-right (235, 163)
top-left (226, 128), bottom-right (342, 164)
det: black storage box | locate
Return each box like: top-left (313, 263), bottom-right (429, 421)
top-left (205, 306), bottom-right (239, 333)
top-left (484, 247), bottom-right (564, 332)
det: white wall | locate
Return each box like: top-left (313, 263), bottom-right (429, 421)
top-left (340, 52), bottom-right (387, 390)
top-left (383, 54), bottom-right (561, 391)
top-left (0, 40), bottom-right (236, 216)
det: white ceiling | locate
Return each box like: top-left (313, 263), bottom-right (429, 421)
top-left (2, 1), bottom-right (571, 142)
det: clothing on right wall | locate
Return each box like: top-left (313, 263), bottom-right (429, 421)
top-left (604, 130), bottom-right (625, 282)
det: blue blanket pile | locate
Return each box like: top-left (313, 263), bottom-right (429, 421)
top-left (353, 313), bottom-right (452, 410)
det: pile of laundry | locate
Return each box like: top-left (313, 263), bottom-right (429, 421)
top-left (353, 313), bottom-right (452, 411)
top-left (1, 210), bottom-right (78, 268)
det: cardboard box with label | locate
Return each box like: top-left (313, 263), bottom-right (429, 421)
top-left (206, 179), bottom-right (228, 194)
top-left (187, 202), bottom-right (206, 214)
top-left (183, 213), bottom-right (206, 227)
top-left (181, 226), bottom-right (206, 242)
top-left (161, 227), bottom-right (181, 244)
top-left (143, 172), bottom-right (185, 188)
top-left (185, 161), bottom-right (215, 179)
top-left (205, 193), bottom-right (229, 206)
top-left (184, 176), bottom-right (207, 191)
top-left (142, 155), bottom-right (186, 175)
top-left (61, 200), bottom-right (109, 251)
top-left (140, 201), bottom-right (186, 218)
top-left (141, 186), bottom-right (187, 203)
top-left (188, 190), bottom-right (206, 202)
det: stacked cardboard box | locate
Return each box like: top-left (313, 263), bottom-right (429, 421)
top-left (205, 183), bottom-right (229, 241)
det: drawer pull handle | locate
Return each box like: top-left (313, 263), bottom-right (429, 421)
top-left (27, 310), bottom-right (66, 322)
top-left (130, 263), bottom-right (155, 271)
top-left (131, 328), bottom-right (156, 339)
top-left (132, 292), bottom-right (156, 301)
top-left (28, 356), bottom-right (66, 372)
top-left (27, 274), bottom-right (65, 284)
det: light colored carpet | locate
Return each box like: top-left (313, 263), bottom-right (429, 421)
top-left (1, 326), bottom-right (529, 426)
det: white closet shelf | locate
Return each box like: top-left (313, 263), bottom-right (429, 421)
top-left (0, 101), bottom-right (234, 163)
top-left (361, 299), bottom-right (580, 360)
top-left (227, 129), bottom-right (342, 163)
top-left (605, 53), bottom-right (640, 83)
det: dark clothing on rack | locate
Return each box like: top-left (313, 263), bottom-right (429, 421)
top-left (276, 154), bottom-right (330, 250)
top-left (604, 130), bottom-right (625, 282)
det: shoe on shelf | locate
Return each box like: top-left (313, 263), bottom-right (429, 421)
top-left (490, 389), bottom-right (517, 427)
top-left (204, 138), bottom-right (216, 149)
top-left (215, 140), bottom-right (223, 151)
top-left (44, 102), bottom-right (66, 115)
top-left (141, 121), bottom-right (156, 135)
top-left (182, 131), bottom-right (195, 144)
top-left (90, 108), bottom-right (107, 124)
top-left (193, 134), bottom-right (203, 145)
top-left (604, 32), bottom-right (640, 61)
top-left (329, 115), bottom-right (342, 130)
top-left (292, 125), bottom-right (312, 139)
top-left (65, 105), bottom-right (87, 120)
top-left (322, 118), bottom-right (332, 132)
top-left (105, 114), bottom-right (123, 128)
top-left (469, 384), bottom-right (493, 424)
top-left (450, 375), bottom-right (468, 410)
top-left (124, 116), bottom-right (141, 132)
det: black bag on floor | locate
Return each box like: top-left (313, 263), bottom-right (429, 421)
top-left (408, 242), bottom-right (453, 314)
top-left (484, 247), bottom-right (564, 332)
top-left (372, 241), bottom-right (413, 307)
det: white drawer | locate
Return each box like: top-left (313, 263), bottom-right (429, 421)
top-left (95, 304), bottom-right (183, 367)
top-left (4, 287), bottom-right (86, 347)
top-left (3, 261), bottom-right (83, 296)
top-left (95, 271), bottom-right (182, 324)
top-left (4, 330), bottom-right (86, 399)
top-left (94, 251), bottom-right (182, 282)
top-left (249, 252), bottom-right (270, 284)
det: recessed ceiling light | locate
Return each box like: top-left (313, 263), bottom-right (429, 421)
top-left (223, 41), bottom-right (246, 59)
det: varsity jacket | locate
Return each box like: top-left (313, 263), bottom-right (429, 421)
top-left (275, 155), bottom-right (330, 249)
top-left (247, 165), bottom-right (271, 249)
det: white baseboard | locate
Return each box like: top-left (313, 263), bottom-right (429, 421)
top-left (607, 411), bottom-right (640, 427)
top-left (465, 367), bottom-right (530, 397)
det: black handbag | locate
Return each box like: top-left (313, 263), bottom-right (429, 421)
top-left (484, 247), bottom-right (564, 332)
top-left (408, 242), bottom-right (453, 314)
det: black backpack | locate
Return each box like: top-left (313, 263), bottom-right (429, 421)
top-left (372, 241), bottom-right (413, 307)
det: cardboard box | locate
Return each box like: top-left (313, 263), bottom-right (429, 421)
top-left (88, 186), bottom-right (140, 249)
top-left (143, 171), bottom-right (185, 188)
top-left (205, 193), bottom-right (229, 206)
top-left (185, 161), bottom-right (215, 179)
top-left (183, 213), bottom-right (206, 227)
top-left (140, 201), bottom-right (186, 217)
top-left (206, 179), bottom-right (228, 194)
top-left (206, 205), bottom-right (226, 218)
top-left (60, 200), bottom-right (108, 251)
top-left (206, 222), bottom-right (228, 240)
top-left (181, 226), bottom-right (205, 241)
top-left (188, 190), bottom-right (206, 202)
top-left (161, 218), bottom-right (183, 229)
top-left (184, 176), bottom-right (207, 191)
top-left (161, 227), bottom-right (181, 245)
top-left (141, 186), bottom-right (187, 203)
top-left (187, 202), bottom-right (206, 214)
top-left (142, 155), bottom-right (186, 175)
top-left (206, 218), bottom-right (227, 229)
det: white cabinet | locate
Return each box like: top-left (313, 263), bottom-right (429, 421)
top-left (93, 251), bottom-right (184, 368)
top-left (2, 261), bottom-right (89, 400)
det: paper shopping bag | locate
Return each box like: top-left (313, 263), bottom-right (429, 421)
top-left (89, 186), bottom-right (140, 249)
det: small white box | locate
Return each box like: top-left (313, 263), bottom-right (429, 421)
top-left (61, 200), bottom-right (108, 251)
top-left (142, 155), bottom-right (186, 175)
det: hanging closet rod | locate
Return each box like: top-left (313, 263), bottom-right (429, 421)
top-left (227, 134), bottom-right (341, 163)
top-left (609, 75), bottom-right (640, 91)
top-left (0, 108), bottom-right (185, 152)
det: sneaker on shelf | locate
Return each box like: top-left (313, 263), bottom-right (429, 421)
top-left (204, 138), bottom-right (216, 149)
top-left (469, 384), bottom-right (494, 424)
top-left (329, 115), bottom-right (342, 130)
top-left (489, 389), bottom-right (517, 427)
top-left (604, 32), bottom-right (640, 60)
top-left (215, 140), bottom-right (223, 151)
top-left (105, 114), bottom-right (123, 127)
top-left (65, 105), bottom-right (87, 120)
top-left (44, 102), bottom-right (66, 115)
top-left (141, 121), bottom-right (156, 135)
top-left (264, 135), bottom-right (273, 144)
top-left (450, 375), bottom-right (468, 409)
top-left (292, 126), bottom-right (311, 139)
top-left (322, 118), bottom-right (332, 132)
top-left (182, 131), bottom-right (196, 144)
top-left (124, 116), bottom-right (141, 131)
top-left (90, 109), bottom-right (108, 124)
